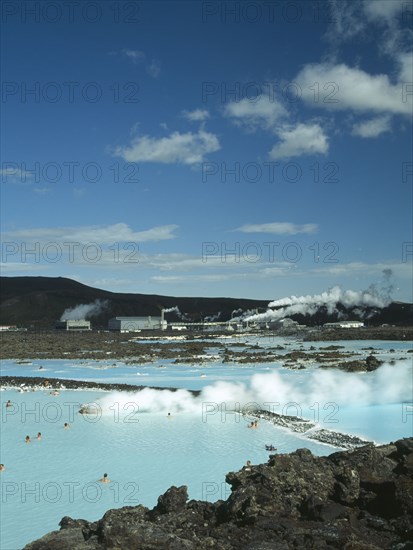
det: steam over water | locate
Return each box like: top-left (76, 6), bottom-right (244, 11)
top-left (97, 361), bottom-right (412, 415)
top-left (0, 341), bottom-right (411, 550)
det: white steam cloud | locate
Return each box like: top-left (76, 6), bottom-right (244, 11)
top-left (163, 306), bottom-right (189, 320)
top-left (230, 308), bottom-right (257, 322)
top-left (245, 276), bottom-right (393, 323)
top-left (60, 299), bottom-right (108, 321)
top-left (204, 312), bottom-right (222, 322)
top-left (97, 361), bottom-right (411, 416)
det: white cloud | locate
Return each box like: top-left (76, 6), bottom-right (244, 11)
top-left (235, 222), bottom-right (318, 235)
top-left (147, 59), bottom-right (161, 78)
top-left (182, 109), bottom-right (210, 122)
top-left (363, 0), bottom-right (406, 22)
top-left (326, 0), bottom-right (365, 42)
top-left (296, 62), bottom-right (412, 116)
top-left (122, 49), bottom-right (145, 63)
top-left (0, 167), bottom-right (34, 183)
top-left (352, 115), bottom-right (392, 137)
top-left (5, 223), bottom-right (178, 244)
top-left (224, 95), bottom-right (288, 132)
top-left (223, 93), bottom-right (328, 160)
top-left (361, 2), bottom-right (412, 62)
top-left (114, 129), bottom-right (220, 164)
top-left (269, 123), bottom-right (329, 160)
top-left (0, 262), bottom-right (49, 273)
top-left (120, 50), bottom-right (161, 77)
top-left (326, 0), bottom-right (407, 43)
top-left (151, 268), bottom-right (293, 284)
top-left (311, 261), bottom-right (412, 279)
top-left (397, 51), bottom-right (413, 83)
top-left (151, 274), bottom-right (235, 284)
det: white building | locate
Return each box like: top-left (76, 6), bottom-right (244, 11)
top-left (108, 316), bottom-right (167, 332)
top-left (324, 321), bottom-right (364, 329)
top-left (55, 320), bottom-right (91, 331)
top-left (276, 318), bottom-right (299, 327)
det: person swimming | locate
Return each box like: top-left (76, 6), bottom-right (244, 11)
top-left (6, 400), bottom-right (12, 407)
top-left (25, 435), bottom-right (31, 443)
top-left (37, 432), bottom-right (42, 440)
top-left (64, 422), bottom-right (70, 429)
top-left (98, 473), bottom-right (110, 483)
top-left (0, 464), bottom-right (5, 472)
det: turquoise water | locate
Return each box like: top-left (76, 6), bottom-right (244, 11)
top-left (1, 336), bottom-right (411, 390)
top-left (1, 389), bottom-right (335, 550)
top-left (0, 358), bottom-right (276, 391)
top-left (0, 338), bottom-right (412, 549)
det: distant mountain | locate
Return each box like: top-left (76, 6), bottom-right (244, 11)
top-left (0, 277), bottom-right (269, 328)
top-left (0, 277), bottom-right (411, 328)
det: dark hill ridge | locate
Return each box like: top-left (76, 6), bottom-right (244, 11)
top-left (0, 276), bottom-right (269, 328)
top-left (24, 438), bottom-right (413, 549)
top-left (1, 276), bottom-right (412, 328)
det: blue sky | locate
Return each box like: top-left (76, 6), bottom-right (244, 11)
top-left (1, 0), bottom-right (412, 301)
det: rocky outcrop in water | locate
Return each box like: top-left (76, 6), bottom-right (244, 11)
top-left (320, 354), bottom-right (385, 372)
top-left (0, 376), bottom-right (200, 395)
top-left (245, 409), bottom-right (371, 449)
top-left (24, 438), bottom-right (413, 549)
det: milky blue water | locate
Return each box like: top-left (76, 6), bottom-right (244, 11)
top-left (0, 338), bottom-right (412, 549)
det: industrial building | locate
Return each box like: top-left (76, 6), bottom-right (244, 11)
top-left (324, 321), bottom-right (364, 329)
top-left (55, 320), bottom-right (91, 331)
top-left (272, 318), bottom-right (300, 328)
top-left (108, 315), bottom-right (167, 332)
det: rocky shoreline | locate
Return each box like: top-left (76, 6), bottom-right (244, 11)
top-left (1, 328), bottom-right (412, 363)
top-left (0, 376), bottom-right (201, 396)
top-left (244, 409), bottom-right (371, 449)
top-left (304, 326), bottom-right (413, 341)
top-left (23, 438), bottom-right (413, 549)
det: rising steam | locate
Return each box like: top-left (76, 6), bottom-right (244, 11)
top-left (204, 312), bottom-right (222, 322)
top-left (163, 306), bottom-right (189, 320)
top-left (245, 272), bottom-right (394, 323)
top-left (97, 360), bottom-right (411, 417)
top-left (60, 299), bottom-right (108, 321)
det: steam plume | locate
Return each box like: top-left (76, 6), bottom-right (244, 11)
top-left (204, 312), bottom-right (222, 322)
top-left (60, 299), bottom-right (108, 321)
top-left (97, 361), bottom-right (411, 416)
top-left (163, 306), bottom-right (189, 320)
top-left (246, 275), bottom-right (394, 323)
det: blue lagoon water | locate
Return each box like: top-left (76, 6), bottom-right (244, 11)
top-left (0, 338), bottom-right (412, 549)
top-left (0, 389), bottom-right (337, 549)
